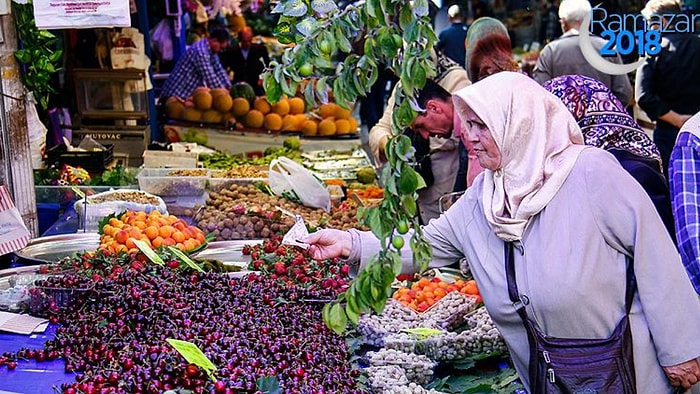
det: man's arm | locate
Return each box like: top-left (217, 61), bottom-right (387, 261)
top-left (532, 45), bottom-right (553, 84)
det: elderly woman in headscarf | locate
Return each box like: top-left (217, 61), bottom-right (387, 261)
top-left (304, 72), bottom-right (700, 393)
top-left (543, 74), bottom-right (675, 242)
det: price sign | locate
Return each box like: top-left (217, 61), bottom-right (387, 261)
top-left (133, 239), bottom-right (165, 266)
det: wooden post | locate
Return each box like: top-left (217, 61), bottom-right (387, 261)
top-left (0, 10), bottom-right (39, 237)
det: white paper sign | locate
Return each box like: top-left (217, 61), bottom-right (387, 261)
top-left (33, 0), bottom-right (131, 29)
top-left (281, 216), bottom-right (309, 249)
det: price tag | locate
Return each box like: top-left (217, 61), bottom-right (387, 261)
top-left (133, 239), bottom-right (165, 266)
top-left (401, 327), bottom-right (443, 340)
top-left (167, 246), bottom-right (204, 272)
top-left (166, 339), bottom-right (217, 381)
top-left (281, 215), bottom-right (309, 249)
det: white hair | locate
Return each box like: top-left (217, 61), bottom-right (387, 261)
top-left (558, 0), bottom-right (592, 23)
top-left (448, 4), bottom-right (461, 18)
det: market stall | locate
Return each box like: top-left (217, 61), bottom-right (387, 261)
top-left (2, 150), bottom-right (523, 393)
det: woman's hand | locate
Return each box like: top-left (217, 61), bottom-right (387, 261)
top-left (303, 229), bottom-right (352, 261)
top-left (663, 358), bottom-right (700, 390)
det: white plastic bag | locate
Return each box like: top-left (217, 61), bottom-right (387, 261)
top-left (269, 157), bottom-right (331, 212)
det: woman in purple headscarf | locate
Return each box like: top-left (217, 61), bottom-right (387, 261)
top-left (543, 74), bottom-right (675, 243)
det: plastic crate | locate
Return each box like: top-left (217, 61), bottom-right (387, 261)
top-left (46, 144), bottom-right (114, 171)
top-left (137, 168), bottom-right (209, 196)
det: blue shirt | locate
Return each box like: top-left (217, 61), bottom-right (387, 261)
top-left (669, 131), bottom-right (700, 294)
top-left (161, 39), bottom-right (231, 99)
top-left (436, 23), bottom-right (468, 68)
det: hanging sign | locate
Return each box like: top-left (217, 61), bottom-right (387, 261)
top-left (32, 0), bottom-right (131, 29)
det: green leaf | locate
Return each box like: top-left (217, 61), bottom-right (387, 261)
top-left (311, 0), bottom-right (338, 14)
top-left (263, 72), bottom-right (282, 103)
top-left (345, 302), bottom-right (359, 325)
top-left (401, 195), bottom-right (418, 216)
top-left (14, 49), bottom-right (31, 63)
top-left (296, 16), bottom-right (318, 37)
top-left (396, 99), bottom-right (417, 129)
top-left (335, 25), bottom-right (353, 53)
top-left (274, 22), bottom-right (295, 44)
top-left (328, 303), bottom-right (348, 335)
top-left (283, 0), bottom-right (308, 17)
top-left (412, 0), bottom-right (430, 17)
top-left (315, 76), bottom-right (329, 103)
top-left (398, 168), bottom-right (419, 195)
top-left (394, 135), bottom-right (414, 161)
top-left (399, 6), bottom-right (413, 29)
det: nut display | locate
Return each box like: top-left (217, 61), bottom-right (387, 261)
top-left (366, 365), bottom-right (409, 392)
top-left (357, 300), bottom-right (421, 346)
top-left (382, 384), bottom-right (448, 394)
top-left (383, 332), bottom-right (418, 353)
top-left (86, 191), bottom-right (160, 206)
top-left (367, 349), bottom-right (436, 385)
top-left (421, 291), bottom-right (478, 330)
top-left (210, 164), bottom-right (268, 178)
top-left (166, 169), bottom-right (208, 177)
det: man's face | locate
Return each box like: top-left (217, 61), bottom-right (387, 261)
top-left (239, 31), bottom-right (253, 49)
top-left (411, 99), bottom-right (453, 140)
top-left (209, 39), bottom-right (228, 53)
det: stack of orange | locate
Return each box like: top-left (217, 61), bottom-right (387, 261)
top-left (99, 210), bottom-right (206, 254)
top-left (392, 277), bottom-right (482, 312)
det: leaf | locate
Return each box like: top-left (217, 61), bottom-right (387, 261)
top-left (296, 17), bottom-right (318, 37)
top-left (270, 1), bottom-right (285, 13)
top-left (393, 135), bottom-right (414, 161)
top-left (14, 49), bottom-right (31, 63)
top-left (283, 0), bottom-right (308, 17)
top-left (315, 76), bottom-right (329, 103)
top-left (345, 302), bottom-right (359, 325)
top-left (399, 6), bottom-right (413, 29)
top-left (311, 0), bottom-right (338, 14)
top-left (263, 72), bottom-right (282, 103)
top-left (398, 168), bottom-right (419, 195)
top-left (304, 77), bottom-right (317, 108)
top-left (328, 303), bottom-right (348, 335)
top-left (401, 194), bottom-right (418, 216)
top-left (335, 25), bottom-right (353, 53)
top-left (412, 0), bottom-right (430, 17)
top-left (274, 21), bottom-right (295, 44)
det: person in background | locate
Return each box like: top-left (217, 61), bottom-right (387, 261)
top-left (669, 111), bottom-right (700, 295)
top-left (368, 50), bottom-right (470, 223)
top-left (543, 75), bottom-right (676, 243)
top-left (219, 26), bottom-right (270, 96)
top-left (436, 5), bottom-right (469, 68)
top-left (464, 17), bottom-right (520, 82)
top-left (304, 72), bottom-right (700, 393)
top-left (539, 0), bottom-right (562, 44)
top-left (635, 0), bottom-right (700, 178)
top-left (160, 27), bottom-right (231, 100)
top-left (409, 79), bottom-right (484, 191)
top-left (532, 0), bottom-right (633, 106)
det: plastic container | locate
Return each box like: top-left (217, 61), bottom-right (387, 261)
top-left (142, 150), bottom-right (199, 168)
top-left (29, 285), bottom-right (93, 315)
top-left (136, 168), bottom-right (210, 196)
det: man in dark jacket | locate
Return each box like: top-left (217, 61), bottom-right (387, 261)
top-left (219, 26), bottom-right (270, 95)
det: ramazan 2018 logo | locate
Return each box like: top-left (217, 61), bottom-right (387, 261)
top-left (580, 7), bottom-right (699, 74)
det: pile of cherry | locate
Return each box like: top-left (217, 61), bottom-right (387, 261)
top-left (0, 240), bottom-right (362, 394)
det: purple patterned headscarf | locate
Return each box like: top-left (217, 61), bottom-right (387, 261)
top-left (543, 75), bottom-right (661, 165)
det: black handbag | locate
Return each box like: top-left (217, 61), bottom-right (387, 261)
top-left (505, 242), bottom-right (637, 394)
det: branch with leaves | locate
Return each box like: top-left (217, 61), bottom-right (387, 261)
top-left (12, 1), bottom-right (63, 110)
top-left (262, 0), bottom-right (439, 334)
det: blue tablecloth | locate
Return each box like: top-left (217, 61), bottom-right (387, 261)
top-left (0, 324), bottom-right (73, 393)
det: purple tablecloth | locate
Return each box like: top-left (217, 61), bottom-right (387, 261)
top-left (0, 324), bottom-right (74, 393)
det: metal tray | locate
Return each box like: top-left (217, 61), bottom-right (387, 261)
top-left (13, 233), bottom-right (101, 265)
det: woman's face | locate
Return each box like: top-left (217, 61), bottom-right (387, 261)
top-left (461, 105), bottom-right (502, 170)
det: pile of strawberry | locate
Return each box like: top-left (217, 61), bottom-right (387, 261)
top-left (242, 236), bottom-right (350, 295)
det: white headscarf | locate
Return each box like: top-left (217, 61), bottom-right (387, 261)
top-left (453, 72), bottom-right (587, 241)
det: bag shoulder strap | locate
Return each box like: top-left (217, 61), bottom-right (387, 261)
top-left (504, 242), bottom-right (636, 322)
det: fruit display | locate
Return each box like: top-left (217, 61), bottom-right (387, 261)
top-left (194, 183), bottom-right (365, 241)
top-left (165, 82), bottom-right (359, 137)
top-left (199, 137), bottom-right (303, 169)
top-left (242, 236), bottom-right (350, 296)
top-left (98, 210), bottom-right (206, 254)
top-left (392, 277), bottom-right (483, 313)
top-left (2, 251), bottom-right (363, 393)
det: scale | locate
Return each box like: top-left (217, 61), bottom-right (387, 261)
top-left (71, 69), bottom-right (151, 167)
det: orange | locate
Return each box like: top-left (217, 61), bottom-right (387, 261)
top-left (231, 97), bottom-right (250, 117)
top-left (319, 103), bottom-right (336, 118)
top-left (152, 236), bottom-right (164, 248)
top-left (115, 230), bottom-right (129, 244)
top-left (244, 110), bottom-right (265, 129)
top-left (288, 97), bottom-right (305, 114)
top-left (253, 97), bottom-right (272, 115)
top-left (162, 237), bottom-right (176, 246)
top-left (144, 226), bottom-right (159, 240)
top-left (300, 119), bottom-right (318, 136)
top-left (159, 225), bottom-right (174, 239)
top-left (271, 98), bottom-right (290, 116)
top-left (172, 231), bottom-right (186, 244)
top-left (263, 113), bottom-right (283, 131)
top-left (133, 221), bottom-right (147, 230)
